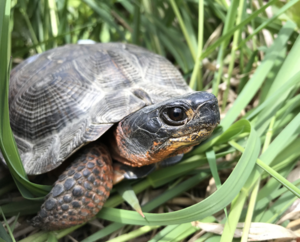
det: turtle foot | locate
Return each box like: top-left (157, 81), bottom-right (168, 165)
top-left (31, 143), bottom-right (113, 231)
top-left (30, 216), bottom-right (43, 228)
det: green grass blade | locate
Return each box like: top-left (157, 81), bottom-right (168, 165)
top-left (230, 137), bottom-right (300, 198)
top-left (0, 208), bottom-right (15, 242)
top-left (132, 0), bottom-right (141, 44)
top-left (19, 8), bottom-right (43, 54)
top-left (1, 200), bottom-right (42, 216)
top-left (211, 0), bottom-right (239, 96)
top-left (237, 50), bottom-right (258, 93)
top-left (256, 158), bottom-right (300, 197)
top-left (107, 225), bottom-right (160, 242)
top-left (260, 112), bottom-right (300, 166)
top-left (81, 223), bottom-right (124, 242)
top-left (161, 223), bottom-right (198, 242)
top-left (18, 232), bottom-right (49, 242)
top-left (116, 182), bottom-right (144, 217)
top-left (241, 116), bottom-right (275, 241)
top-left (46, 233), bottom-right (58, 242)
top-left (227, 111), bottom-right (300, 221)
top-left (48, 0), bottom-right (59, 46)
top-left (221, 0), bottom-right (246, 111)
top-left (237, 0), bottom-right (299, 50)
top-left (201, 0), bottom-right (279, 59)
top-left (206, 148), bottom-right (227, 217)
top-left (257, 48), bottom-right (286, 104)
top-left (270, 137), bottom-right (300, 170)
top-left (169, 0), bottom-right (196, 61)
top-left (246, 71), bottom-right (300, 120)
top-left (148, 225), bottom-right (179, 242)
top-left (241, 178), bottom-right (260, 242)
top-left (255, 31), bottom-right (300, 134)
top-left (261, 185), bottom-right (299, 223)
top-left (0, 215), bottom-right (12, 242)
top-left (82, 0), bottom-right (124, 39)
top-left (206, 149), bottom-right (221, 189)
top-left (189, 0), bottom-right (204, 90)
top-left (221, 21), bottom-right (296, 131)
top-left (220, 193), bottom-right (247, 242)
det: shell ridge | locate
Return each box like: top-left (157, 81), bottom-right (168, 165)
top-left (124, 44), bottom-right (147, 84)
top-left (24, 135), bottom-right (60, 174)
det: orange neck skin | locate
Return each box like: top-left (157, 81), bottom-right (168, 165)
top-left (108, 123), bottom-right (200, 167)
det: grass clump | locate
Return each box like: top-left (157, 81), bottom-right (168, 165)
top-left (1, 0), bottom-right (300, 241)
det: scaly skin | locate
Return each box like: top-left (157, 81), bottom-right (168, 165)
top-left (31, 143), bottom-right (113, 230)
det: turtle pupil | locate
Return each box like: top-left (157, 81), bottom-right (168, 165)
top-left (168, 107), bottom-right (184, 121)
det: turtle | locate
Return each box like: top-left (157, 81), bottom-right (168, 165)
top-left (4, 43), bottom-right (220, 230)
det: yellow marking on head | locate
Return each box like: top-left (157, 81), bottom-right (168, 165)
top-left (185, 108), bottom-right (195, 119)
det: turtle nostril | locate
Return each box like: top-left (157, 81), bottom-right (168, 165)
top-left (197, 100), bottom-right (220, 125)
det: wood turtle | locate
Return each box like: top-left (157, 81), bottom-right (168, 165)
top-left (4, 43), bottom-right (220, 230)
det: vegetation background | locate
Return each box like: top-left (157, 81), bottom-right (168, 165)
top-left (1, 0), bottom-right (300, 241)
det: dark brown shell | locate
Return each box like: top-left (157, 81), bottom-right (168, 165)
top-left (6, 43), bottom-right (192, 175)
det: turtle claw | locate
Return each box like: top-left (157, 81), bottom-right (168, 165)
top-left (112, 162), bottom-right (156, 182)
top-left (30, 216), bottom-right (43, 228)
top-left (112, 154), bottom-right (185, 183)
top-left (116, 182), bottom-right (145, 218)
top-left (158, 154), bottom-right (184, 167)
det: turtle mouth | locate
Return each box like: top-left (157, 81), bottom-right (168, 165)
top-left (169, 123), bottom-right (219, 145)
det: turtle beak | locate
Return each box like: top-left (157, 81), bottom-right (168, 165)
top-left (194, 98), bottom-right (220, 126)
top-left (189, 92), bottom-right (220, 126)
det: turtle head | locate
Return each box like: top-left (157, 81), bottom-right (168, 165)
top-left (110, 92), bottom-right (220, 167)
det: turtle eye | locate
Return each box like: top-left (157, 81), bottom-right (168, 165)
top-left (161, 107), bottom-right (187, 126)
top-left (168, 107), bottom-right (185, 121)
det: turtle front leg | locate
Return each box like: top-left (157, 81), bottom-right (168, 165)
top-left (31, 143), bottom-right (113, 231)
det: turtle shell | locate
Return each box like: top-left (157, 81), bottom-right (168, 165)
top-left (6, 43), bottom-right (192, 175)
